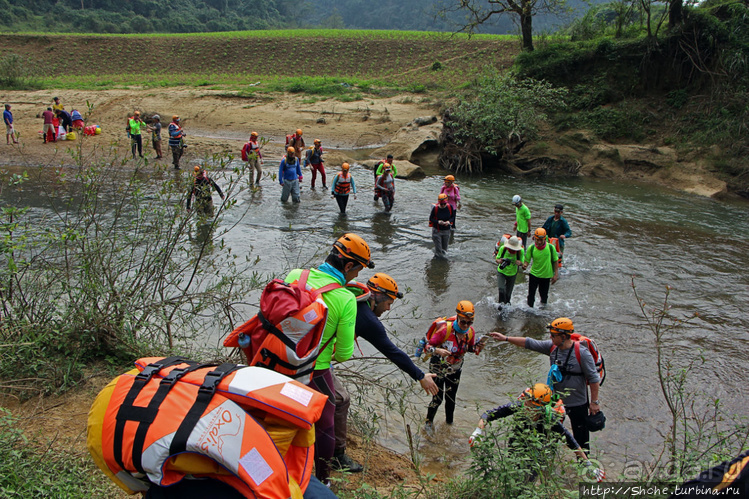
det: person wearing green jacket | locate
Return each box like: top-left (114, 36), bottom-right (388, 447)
top-left (127, 110), bottom-right (147, 159)
top-left (496, 235), bottom-right (525, 306)
top-left (523, 227), bottom-right (559, 307)
top-left (284, 233), bottom-right (374, 484)
top-left (513, 194), bottom-right (532, 248)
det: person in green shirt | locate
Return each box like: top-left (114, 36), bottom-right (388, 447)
top-left (523, 227), bottom-right (559, 307)
top-left (284, 233), bottom-right (374, 484)
top-left (127, 110), bottom-right (146, 159)
top-left (496, 235), bottom-right (525, 306)
top-left (513, 194), bottom-right (532, 248)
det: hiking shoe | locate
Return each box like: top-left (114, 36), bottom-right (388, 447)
top-left (331, 453), bottom-right (363, 473)
top-left (424, 420), bottom-right (434, 436)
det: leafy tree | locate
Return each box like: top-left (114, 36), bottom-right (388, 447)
top-left (440, 67), bottom-right (567, 172)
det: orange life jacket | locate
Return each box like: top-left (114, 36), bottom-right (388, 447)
top-left (88, 357), bottom-right (327, 499)
top-left (549, 237), bottom-right (563, 266)
top-left (224, 270), bottom-right (340, 384)
top-left (334, 172), bottom-right (352, 194)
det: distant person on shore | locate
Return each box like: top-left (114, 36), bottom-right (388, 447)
top-left (56, 108), bottom-right (72, 133)
top-left (4, 104), bottom-right (18, 145)
top-left (148, 114), bottom-right (163, 159)
top-left (305, 139), bottom-right (326, 190)
top-left (52, 96), bottom-right (64, 112)
top-left (187, 165), bottom-right (225, 217)
top-left (375, 164), bottom-right (395, 212)
top-left (373, 154), bottom-right (395, 202)
top-left (42, 107), bottom-right (55, 143)
top-left (127, 111), bottom-right (146, 159)
top-left (430, 193), bottom-right (455, 258)
top-left (440, 175), bottom-right (461, 230)
top-left (70, 109), bottom-right (84, 130)
top-left (287, 128), bottom-right (305, 164)
top-left (513, 195), bottom-right (532, 248)
top-left (279, 146), bottom-right (302, 203)
top-left (542, 204), bottom-right (571, 263)
top-left (168, 115), bottom-right (186, 170)
top-left (331, 162), bottom-right (356, 214)
top-left (241, 131), bottom-right (263, 187)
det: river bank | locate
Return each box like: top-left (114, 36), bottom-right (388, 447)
top-left (0, 87), bottom-right (736, 199)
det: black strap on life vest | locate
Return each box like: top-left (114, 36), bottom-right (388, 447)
top-left (169, 363), bottom-right (241, 456)
top-left (113, 356), bottom-right (195, 473)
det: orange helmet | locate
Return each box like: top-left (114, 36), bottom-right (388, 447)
top-left (444, 175), bottom-right (455, 182)
top-left (534, 227), bottom-right (547, 239)
top-left (456, 300), bottom-right (474, 319)
top-left (333, 233), bottom-right (374, 269)
top-left (438, 193), bottom-right (448, 201)
top-left (314, 139), bottom-right (321, 144)
top-left (341, 162), bottom-right (350, 170)
top-left (367, 273), bottom-right (403, 300)
top-left (296, 129), bottom-right (303, 135)
top-left (547, 317), bottom-right (574, 335)
top-left (194, 165), bottom-right (201, 172)
top-left (287, 146), bottom-right (296, 154)
top-left (133, 110), bottom-right (140, 116)
top-left (522, 383), bottom-right (552, 406)
top-left (172, 115), bottom-right (180, 122)
top-left (250, 131), bottom-right (258, 138)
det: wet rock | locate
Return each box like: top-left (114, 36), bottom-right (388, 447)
top-left (372, 122), bottom-right (442, 169)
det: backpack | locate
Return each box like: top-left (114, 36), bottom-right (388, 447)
top-left (286, 134), bottom-right (296, 146)
top-left (428, 203), bottom-right (453, 227)
top-left (223, 269), bottom-right (341, 384)
top-left (551, 333), bottom-right (606, 386)
top-left (241, 142), bottom-right (251, 161)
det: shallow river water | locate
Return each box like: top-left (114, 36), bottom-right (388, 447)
top-left (5, 159), bottom-right (749, 478)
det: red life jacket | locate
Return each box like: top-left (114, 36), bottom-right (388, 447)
top-left (550, 334), bottom-right (606, 386)
top-left (224, 269), bottom-right (341, 384)
top-left (88, 357), bottom-right (327, 499)
top-left (334, 172), bottom-right (352, 194)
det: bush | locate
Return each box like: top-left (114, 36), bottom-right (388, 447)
top-left (0, 53), bottom-right (41, 90)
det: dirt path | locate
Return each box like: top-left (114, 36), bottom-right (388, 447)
top-left (2, 88), bottom-right (438, 168)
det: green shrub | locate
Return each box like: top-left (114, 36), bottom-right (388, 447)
top-left (0, 53), bottom-right (41, 89)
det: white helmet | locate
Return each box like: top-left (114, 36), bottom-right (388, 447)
top-left (512, 195), bottom-right (522, 205)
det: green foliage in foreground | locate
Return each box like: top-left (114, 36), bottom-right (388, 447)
top-left (0, 409), bottom-right (119, 498)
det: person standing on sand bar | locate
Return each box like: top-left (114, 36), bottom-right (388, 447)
top-left (4, 104), bottom-right (18, 145)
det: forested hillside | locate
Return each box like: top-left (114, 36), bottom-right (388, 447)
top-left (0, 0), bottom-right (590, 34)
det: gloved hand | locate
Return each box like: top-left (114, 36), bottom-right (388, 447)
top-left (583, 460), bottom-right (605, 482)
top-left (468, 427), bottom-right (483, 447)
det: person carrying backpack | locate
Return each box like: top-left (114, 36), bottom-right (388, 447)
top-left (241, 131), bottom-right (263, 187)
top-left (284, 233), bottom-right (375, 484)
top-left (279, 146), bottom-right (302, 203)
top-left (495, 235), bottom-right (525, 306)
top-left (287, 128), bottom-right (305, 163)
top-left (304, 139), bottom-right (326, 190)
top-left (489, 317), bottom-right (602, 452)
top-left (523, 227), bottom-right (559, 308)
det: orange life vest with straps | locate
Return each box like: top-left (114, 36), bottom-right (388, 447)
top-left (88, 357), bottom-right (327, 499)
top-left (549, 237), bottom-right (563, 266)
top-left (224, 269), bottom-right (341, 384)
top-left (334, 172), bottom-right (352, 194)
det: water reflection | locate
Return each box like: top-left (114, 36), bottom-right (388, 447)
top-left (424, 256), bottom-right (451, 300)
top-left (371, 212), bottom-right (395, 249)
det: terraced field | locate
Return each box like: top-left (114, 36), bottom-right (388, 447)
top-left (1, 30), bottom-right (520, 89)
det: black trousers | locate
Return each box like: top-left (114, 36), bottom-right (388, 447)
top-left (426, 361), bottom-right (462, 424)
top-left (527, 274), bottom-right (551, 307)
top-left (335, 194), bottom-right (349, 213)
top-left (566, 403), bottom-right (591, 452)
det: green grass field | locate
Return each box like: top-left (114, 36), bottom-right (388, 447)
top-left (1, 29), bottom-right (521, 91)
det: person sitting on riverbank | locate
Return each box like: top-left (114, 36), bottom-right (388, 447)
top-left (489, 318), bottom-right (601, 452)
top-left (331, 162), bottom-right (356, 214)
top-left (470, 383), bottom-right (604, 483)
top-left (424, 300), bottom-right (486, 434)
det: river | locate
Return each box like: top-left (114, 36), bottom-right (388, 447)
top-left (4, 158), bottom-right (749, 479)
